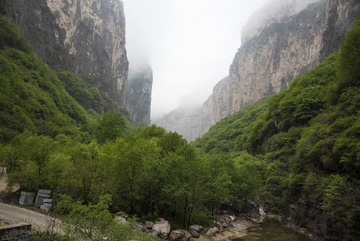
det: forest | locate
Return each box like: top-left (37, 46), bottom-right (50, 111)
top-left (0, 8), bottom-right (360, 240)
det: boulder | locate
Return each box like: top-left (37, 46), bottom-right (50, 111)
top-left (206, 227), bottom-right (218, 236)
top-left (114, 216), bottom-right (126, 224)
top-left (147, 229), bottom-right (158, 236)
top-left (189, 224), bottom-right (203, 232)
top-left (145, 221), bottom-right (154, 229)
top-left (169, 230), bottom-right (193, 241)
top-left (190, 230), bottom-right (200, 238)
top-left (131, 222), bottom-right (147, 232)
top-left (115, 212), bottom-right (129, 220)
top-left (153, 218), bottom-right (171, 239)
top-left (259, 208), bottom-right (266, 216)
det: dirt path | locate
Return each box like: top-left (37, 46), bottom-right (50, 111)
top-left (0, 173), bottom-right (54, 228)
top-left (0, 202), bottom-right (55, 228)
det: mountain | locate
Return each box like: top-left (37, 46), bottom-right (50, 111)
top-left (1, 0), bottom-right (129, 114)
top-left (156, 0), bottom-right (360, 142)
top-left (126, 64), bottom-right (153, 126)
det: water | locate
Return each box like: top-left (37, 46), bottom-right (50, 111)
top-left (232, 218), bottom-right (312, 241)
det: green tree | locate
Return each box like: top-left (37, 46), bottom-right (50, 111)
top-left (110, 135), bottom-right (160, 214)
top-left (6, 131), bottom-right (57, 190)
top-left (56, 194), bottom-right (152, 241)
top-left (95, 111), bottom-right (127, 144)
top-left (67, 141), bottom-right (101, 204)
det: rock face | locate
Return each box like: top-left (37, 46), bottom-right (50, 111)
top-left (157, 0), bottom-right (360, 141)
top-left (241, 0), bottom-right (322, 44)
top-left (126, 65), bottom-right (153, 126)
top-left (155, 106), bottom-right (201, 141)
top-left (3, 0), bottom-right (128, 109)
top-left (199, 77), bottom-right (230, 137)
top-left (156, 77), bottom-right (229, 142)
top-left (229, 0), bottom-right (360, 114)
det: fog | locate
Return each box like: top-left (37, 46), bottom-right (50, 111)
top-left (122, 0), bottom-right (267, 121)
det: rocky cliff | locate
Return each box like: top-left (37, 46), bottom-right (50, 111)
top-left (2, 0), bottom-right (128, 110)
top-left (156, 76), bottom-right (228, 142)
top-left (126, 65), bottom-right (153, 126)
top-left (157, 0), bottom-right (360, 142)
top-left (155, 106), bottom-right (201, 142)
top-left (199, 77), bottom-right (230, 137)
top-left (229, 0), bottom-right (360, 113)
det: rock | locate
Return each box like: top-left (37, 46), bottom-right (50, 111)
top-left (145, 221), bottom-right (154, 229)
top-left (169, 230), bottom-right (193, 241)
top-left (115, 212), bottom-right (129, 220)
top-left (147, 229), bottom-right (158, 236)
top-left (259, 208), bottom-right (266, 216)
top-left (169, 230), bottom-right (183, 240)
top-left (153, 218), bottom-right (171, 239)
top-left (131, 222), bottom-right (147, 232)
top-left (190, 230), bottom-right (200, 238)
top-left (230, 215), bottom-right (235, 221)
top-left (114, 216), bottom-right (126, 224)
top-left (206, 227), bottom-right (218, 236)
top-left (188, 224), bottom-right (203, 232)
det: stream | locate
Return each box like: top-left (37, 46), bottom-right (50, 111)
top-left (232, 217), bottom-right (312, 241)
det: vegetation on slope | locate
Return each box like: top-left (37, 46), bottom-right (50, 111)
top-left (57, 71), bottom-right (121, 116)
top-left (192, 20), bottom-right (360, 238)
top-left (0, 16), bottom-right (96, 143)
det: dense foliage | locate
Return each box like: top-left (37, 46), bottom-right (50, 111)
top-left (57, 71), bottom-right (122, 116)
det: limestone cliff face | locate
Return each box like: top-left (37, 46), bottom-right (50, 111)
top-left (156, 76), bottom-right (229, 142)
top-left (3, 0), bottom-right (128, 108)
top-left (200, 77), bottom-right (230, 137)
top-left (155, 107), bottom-right (201, 142)
top-left (241, 0), bottom-right (322, 44)
top-left (126, 65), bottom-right (153, 126)
top-left (229, 0), bottom-right (360, 114)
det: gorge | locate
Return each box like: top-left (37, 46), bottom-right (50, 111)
top-left (0, 0), bottom-right (360, 240)
top-left (156, 0), bottom-right (360, 142)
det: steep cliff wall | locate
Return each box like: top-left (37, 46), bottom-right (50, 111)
top-left (2, 0), bottom-right (128, 109)
top-left (229, 0), bottom-right (360, 114)
top-left (155, 107), bottom-right (201, 142)
top-left (126, 65), bottom-right (153, 126)
top-left (241, 0), bottom-right (322, 44)
top-left (200, 76), bottom-right (230, 137)
top-left (156, 76), bottom-right (229, 142)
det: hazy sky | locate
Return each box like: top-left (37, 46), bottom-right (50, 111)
top-left (122, 0), bottom-right (266, 121)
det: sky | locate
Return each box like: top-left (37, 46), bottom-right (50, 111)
top-left (121, 0), bottom-right (266, 121)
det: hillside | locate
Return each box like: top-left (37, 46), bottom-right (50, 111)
top-left (0, 15), bottom-right (96, 143)
top-left (192, 20), bottom-right (360, 240)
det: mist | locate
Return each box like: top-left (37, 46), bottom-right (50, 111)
top-left (122, 0), bottom-right (267, 121)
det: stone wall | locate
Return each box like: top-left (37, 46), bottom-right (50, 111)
top-left (0, 223), bottom-right (32, 241)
